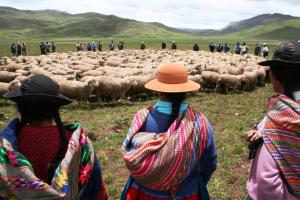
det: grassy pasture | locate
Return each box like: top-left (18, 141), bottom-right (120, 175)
top-left (0, 84), bottom-right (273, 200)
top-left (0, 37), bottom-right (278, 57)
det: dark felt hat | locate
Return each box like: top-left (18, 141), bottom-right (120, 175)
top-left (259, 41), bottom-right (300, 67)
top-left (3, 74), bottom-right (72, 106)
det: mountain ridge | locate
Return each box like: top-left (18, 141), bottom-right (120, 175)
top-left (0, 6), bottom-right (299, 40)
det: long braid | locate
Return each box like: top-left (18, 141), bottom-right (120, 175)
top-left (47, 111), bottom-right (68, 183)
top-left (165, 93), bottom-right (187, 122)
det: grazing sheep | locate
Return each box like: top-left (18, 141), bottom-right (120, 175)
top-left (3, 63), bottom-right (24, 72)
top-left (58, 79), bottom-right (99, 102)
top-left (256, 67), bottom-right (267, 86)
top-left (93, 76), bottom-right (134, 100)
top-left (201, 71), bottom-right (219, 89)
top-left (126, 74), bottom-right (155, 95)
top-left (0, 82), bottom-right (9, 97)
top-left (81, 70), bottom-right (105, 77)
top-left (8, 80), bottom-right (21, 91)
top-left (188, 75), bottom-right (202, 85)
top-left (217, 74), bottom-right (242, 92)
top-left (243, 71), bottom-right (258, 91)
top-left (0, 49), bottom-right (268, 97)
top-left (0, 71), bottom-right (18, 83)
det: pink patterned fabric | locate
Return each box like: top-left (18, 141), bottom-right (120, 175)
top-left (122, 106), bottom-right (208, 192)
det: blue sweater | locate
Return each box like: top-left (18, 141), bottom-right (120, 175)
top-left (122, 102), bottom-right (217, 199)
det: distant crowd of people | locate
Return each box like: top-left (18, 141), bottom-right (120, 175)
top-left (208, 41), bottom-right (269, 58)
top-left (39, 42), bottom-right (56, 55)
top-left (9, 40), bottom-right (269, 58)
top-left (10, 42), bottom-right (27, 56)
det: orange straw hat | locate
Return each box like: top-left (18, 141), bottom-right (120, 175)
top-left (145, 63), bottom-right (200, 93)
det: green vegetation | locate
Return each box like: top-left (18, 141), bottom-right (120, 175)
top-left (0, 84), bottom-right (274, 199)
top-left (0, 39), bottom-right (279, 57)
top-left (225, 19), bottom-right (300, 40)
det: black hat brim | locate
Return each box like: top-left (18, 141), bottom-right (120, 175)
top-left (3, 88), bottom-right (72, 106)
top-left (259, 59), bottom-right (300, 67)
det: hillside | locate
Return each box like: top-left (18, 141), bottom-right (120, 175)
top-left (196, 13), bottom-right (300, 40)
top-left (0, 6), bottom-right (188, 39)
top-left (1, 6), bottom-right (299, 41)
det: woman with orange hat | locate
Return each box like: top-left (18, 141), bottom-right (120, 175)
top-left (121, 64), bottom-right (217, 200)
top-left (0, 74), bottom-right (107, 199)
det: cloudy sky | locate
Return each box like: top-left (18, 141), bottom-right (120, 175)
top-left (1, 0), bottom-right (299, 29)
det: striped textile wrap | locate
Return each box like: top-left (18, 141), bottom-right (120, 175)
top-left (122, 105), bottom-right (209, 191)
top-left (263, 94), bottom-right (300, 197)
top-left (0, 122), bottom-right (94, 200)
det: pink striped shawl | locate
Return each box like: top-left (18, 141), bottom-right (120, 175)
top-left (122, 106), bottom-right (208, 191)
top-left (264, 94), bottom-right (300, 197)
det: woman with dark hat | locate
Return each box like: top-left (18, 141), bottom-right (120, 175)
top-left (245, 41), bottom-right (300, 200)
top-left (0, 74), bottom-right (107, 199)
top-left (121, 63), bottom-right (217, 200)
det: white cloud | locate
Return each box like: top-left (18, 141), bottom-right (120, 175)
top-left (1, 0), bottom-right (299, 29)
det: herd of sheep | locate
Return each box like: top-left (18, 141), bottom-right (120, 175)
top-left (0, 50), bottom-right (268, 101)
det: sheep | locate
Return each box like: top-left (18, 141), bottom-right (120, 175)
top-left (106, 59), bottom-right (122, 67)
top-left (0, 82), bottom-right (9, 97)
top-left (93, 76), bottom-right (134, 100)
top-left (3, 63), bottom-right (24, 72)
top-left (8, 80), bottom-right (21, 91)
top-left (217, 74), bottom-right (242, 92)
top-left (81, 70), bottom-right (105, 77)
top-left (126, 74), bottom-right (155, 95)
top-left (256, 67), bottom-right (267, 86)
top-left (226, 67), bottom-right (244, 76)
top-left (15, 69), bottom-right (30, 76)
top-left (15, 75), bottom-right (28, 82)
top-left (0, 49), bottom-right (268, 96)
top-left (201, 71), bottom-right (219, 89)
top-left (243, 71), bottom-right (258, 91)
top-left (29, 67), bottom-right (51, 76)
top-left (0, 71), bottom-right (18, 83)
top-left (188, 74), bottom-right (203, 85)
top-left (71, 64), bottom-right (95, 72)
top-left (58, 79), bottom-right (99, 102)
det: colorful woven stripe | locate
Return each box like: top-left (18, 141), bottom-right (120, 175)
top-left (0, 123), bottom-right (94, 200)
top-left (122, 106), bottom-right (208, 191)
top-left (264, 94), bottom-right (300, 197)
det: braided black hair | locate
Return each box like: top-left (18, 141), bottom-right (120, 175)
top-left (270, 66), bottom-right (300, 100)
top-left (163, 93), bottom-right (187, 121)
top-left (17, 103), bottom-right (67, 184)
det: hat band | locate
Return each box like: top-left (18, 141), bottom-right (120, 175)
top-left (157, 72), bottom-right (187, 84)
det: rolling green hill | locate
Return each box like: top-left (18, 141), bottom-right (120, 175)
top-left (0, 6), bottom-right (188, 40)
top-left (0, 6), bottom-right (299, 41)
top-left (193, 14), bottom-right (300, 41)
top-left (223, 19), bottom-right (300, 40)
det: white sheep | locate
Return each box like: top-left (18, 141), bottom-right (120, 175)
top-left (0, 71), bottom-right (17, 83)
top-left (58, 79), bottom-right (99, 102)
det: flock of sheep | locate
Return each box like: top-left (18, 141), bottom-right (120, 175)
top-left (0, 50), bottom-right (267, 101)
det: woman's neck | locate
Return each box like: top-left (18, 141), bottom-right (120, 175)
top-left (26, 118), bottom-right (56, 126)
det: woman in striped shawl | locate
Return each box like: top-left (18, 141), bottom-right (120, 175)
top-left (245, 41), bottom-right (300, 200)
top-left (121, 63), bottom-right (217, 200)
top-left (0, 75), bottom-right (107, 200)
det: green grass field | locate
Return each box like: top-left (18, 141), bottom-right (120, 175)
top-left (0, 84), bottom-right (273, 200)
top-left (0, 37), bottom-right (278, 57)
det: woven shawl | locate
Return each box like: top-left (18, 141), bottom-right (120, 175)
top-left (264, 94), bottom-right (300, 197)
top-left (122, 106), bottom-right (208, 191)
top-left (0, 122), bottom-right (94, 200)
